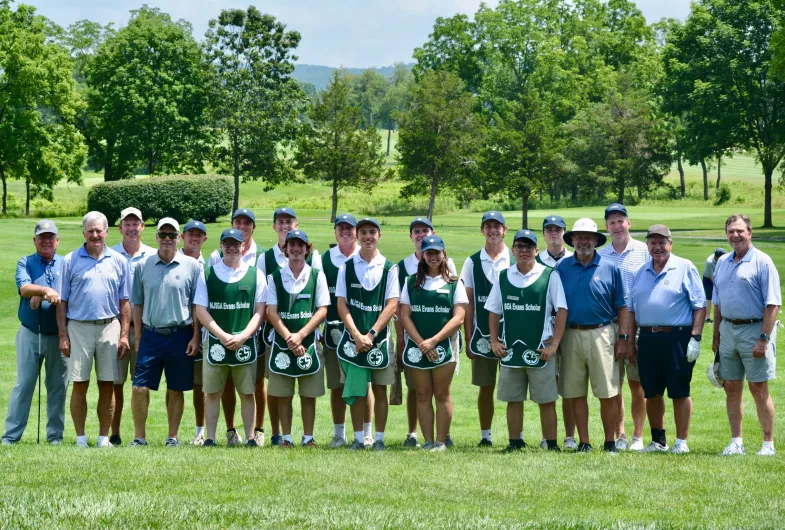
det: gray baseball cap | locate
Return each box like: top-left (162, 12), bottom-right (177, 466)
top-left (34, 219), bottom-right (58, 236)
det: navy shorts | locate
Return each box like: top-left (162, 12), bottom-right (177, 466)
top-left (702, 277), bottom-right (713, 301)
top-left (133, 327), bottom-right (194, 392)
top-left (637, 329), bottom-right (694, 399)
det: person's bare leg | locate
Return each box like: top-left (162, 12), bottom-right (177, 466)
top-left (646, 395), bottom-right (666, 430)
top-left (364, 389), bottom-right (374, 423)
top-left (239, 393), bottom-right (255, 440)
top-left (724, 379), bottom-right (744, 438)
top-left (506, 402), bottom-right (523, 441)
top-left (301, 396), bottom-right (316, 437)
top-left (268, 395), bottom-right (281, 435)
top-left (672, 397), bottom-right (692, 441)
top-left (629, 380), bottom-right (647, 439)
top-left (539, 402), bottom-right (557, 441)
top-left (278, 395), bottom-right (293, 436)
top-left (599, 396), bottom-right (619, 443)
top-left (193, 384), bottom-right (205, 428)
top-left (96, 381), bottom-right (114, 437)
top-left (614, 391), bottom-right (626, 439)
top-left (111, 384), bottom-right (124, 437)
top-left (350, 398), bottom-right (365, 432)
top-left (71, 381), bottom-right (89, 436)
top-left (478, 385), bottom-right (495, 430)
top-left (166, 389), bottom-right (184, 439)
top-left (407, 388), bottom-right (418, 434)
top-left (432, 364), bottom-right (455, 444)
top-left (330, 387), bottom-right (346, 424)
top-left (254, 378), bottom-right (266, 429)
top-left (131, 386), bottom-right (149, 439)
top-left (222, 376), bottom-right (236, 430)
top-left (205, 391), bottom-right (222, 441)
top-left (372, 384), bottom-right (388, 433)
top-left (562, 397), bottom-right (575, 438)
top-left (413, 370), bottom-right (434, 442)
top-left (749, 381), bottom-right (775, 442)
top-left (572, 396), bottom-right (590, 444)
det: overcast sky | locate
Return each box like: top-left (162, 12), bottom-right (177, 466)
top-left (29, 0), bottom-right (691, 68)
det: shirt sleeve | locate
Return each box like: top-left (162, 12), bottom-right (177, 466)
top-left (548, 270), bottom-right (568, 311)
top-left (60, 253), bottom-right (71, 301)
top-left (685, 262), bottom-right (707, 310)
top-left (335, 264), bottom-right (347, 299)
top-left (194, 268), bottom-right (208, 307)
top-left (189, 261), bottom-right (200, 304)
top-left (208, 250), bottom-right (221, 267)
top-left (447, 258), bottom-right (457, 276)
top-left (265, 274), bottom-right (277, 306)
top-left (627, 268), bottom-right (642, 313)
top-left (399, 283), bottom-right (411, 306)
top-left (385, 265), bottom-right (400, 301)
top-left (16, 257), bottom-right (31, 292)
top-left (311, 250), bottom-right (323, 271)
top-left (255, 270), bottom-right (268, 304)
top-left (484, 279), bottom-right (503, 315)
top-left (712, 259), bottom-right (722, 308)
top-left (761, 255), bottom-right (783, 306)
top-left (459, 257), bottom-right (474, 289)
top-left (453, 279), bottom-right (469, 305)
top-left (130, 261), bottom-right (144, 305)
top-left (314, 270), bottom-right (330, 307)
top-left (612, 264), bottom-right (626, 310)
top-left (118, 257), bottom-right (130, 300)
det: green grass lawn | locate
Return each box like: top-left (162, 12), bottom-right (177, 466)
top-left (1, 196), bottom-right (785, 526)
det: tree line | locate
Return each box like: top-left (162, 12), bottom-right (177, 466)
top-left (1, 0), bottom-right (783, 226)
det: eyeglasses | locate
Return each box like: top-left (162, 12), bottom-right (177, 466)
top-left (157, 232), bottom-right (178, 240)
top-left (512, 244), bottom-right (536, 252)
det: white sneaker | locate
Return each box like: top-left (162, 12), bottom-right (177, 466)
top-left (363, 436), bottom-right (373, 449)
top-left (628, 436), bottom-right (644, 451)
top-left (720, 441), bottom-right (746, 456)
top-left (330, 436), bottom-right (347, 448)
top-left (539, 438), bottom-right (548, 449)
top-left (430, 441), bottom-right (447, 452)
top-left (192, 433), bottom-right (205, 446)
top-left (48, 439), bottom-right (63, 446)
top-left (642, 441), bottom-right (669, 452)
top-left (226, 429), bottom-right (242, 447)
top-left (97, 437), bottom-right (113, 448)
top-left (253, 430), bottom-right (265, 447)
top-left (563, 437), bottom-right (577, 450)
top-left (76, 438), bottom-right (89, 448)
top-left (757, 444), bottom-right (776, 456)
top-left (671, 443), bottom-right (690, 454)
top-left (615, 436), bottom-right (628, 451)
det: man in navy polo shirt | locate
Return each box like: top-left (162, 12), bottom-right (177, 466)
top-left (3, 220), bottom-right (68, 445)
top-left (628, 225), bottom-right (706, 454)
top-left (555, 218), bottom-right (627, 452)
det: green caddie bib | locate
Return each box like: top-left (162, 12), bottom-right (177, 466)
top-left (498, 267), bottom-right (551, 369)
top-left (205, 266), bottom-right (258, 366)
top-left (468, 249), bottom-right (514, 359)
top-left (402, 275), bottom-right (458, 370)
top-left (321, 249), bottom-right (344, 350)
top-left (268, 268), bottom-right (321, 377)
top-left (261, 247), bottom-right (315, 348)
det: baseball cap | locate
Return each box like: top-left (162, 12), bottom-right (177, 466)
top-left (274, 207), bottom-right (296, 220)
top-left (542, 215), bottom-right (566, 229)
top-left (604, 203), bottom-right (628, 219)
top-left (714, 248), bottom-right (726, 258)
top-left (157, 218), bottom-right (180, 232)
top-left (232, 208), bottom-right (256, 223)
top-left (120, 207), bottom-right (143, 222)
top-left (481, 211), bottom-right (506, 226)
top-left (513, 229), bottom-right (537, 245)
top-left (183, 220), bottom-right (206, 234)
top-left (356, 217), bottom-right (381, 231)
top-left (421, 235), bottom-right (445, 252)
top-left (285, 230), bottom-right (309, 244)
top-left (34, 219), bottom-right (58, 236)
top-left (334, 213), bottom-right (357, 227)
top-left (220, 228), bottom-right (243, 243)
top-left (409, 217), bottom-right (433, 232)
top-left (645, 224), bottom-right (671, 238)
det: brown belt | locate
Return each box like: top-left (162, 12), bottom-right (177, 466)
top-left (722, 318), bottom-right (763, 325)
top-left (640, 326), bottom-right (690, 333)
top-left (568, 321), bottom-right (610, 330)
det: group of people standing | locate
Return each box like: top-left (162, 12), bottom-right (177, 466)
top-left (2, 205), bottom-right (781, 456)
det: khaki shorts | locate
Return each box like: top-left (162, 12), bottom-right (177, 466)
top-left (267, 350), bottom-right (326, 398)
top-left (497, 361), bottom-right (558, 404)
top-left (115, 326), bottom-right (137, 385)
top-left (68, 319), bottom-right (120, 383)
top-left (618, 358), bottom-right (640, 383)
top-left (323, 346), bottom-right (345, 389)
top-left (559, 325), bottom-right (620, 399)
top-left (193, 360), bottom-right (203, 386)
top-left (471, 355), bottom-right (499, 387)
top-left (257, 345), bottom-right (269, 380)
top-left (370, 360), bottom-right (396, 386)
top-left (718, 320), bottom-right (777, 383)
top-left (202, 360), bottom-right (257, 394)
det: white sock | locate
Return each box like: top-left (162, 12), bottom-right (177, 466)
top-left (675, 438), bottom-right (687, 447)
top-left (354, 431), bottom-right (364, 443)
top-left (96, 435), bottom-right (107, 446)
top-left (283, 434), bottom-right (293, 443)
top-left (195, 426), bottom-right (204, 437)
top-left (363, 422), bottom-right (372, 439)
top-left (762, 441), bottom-right (774, 448)
top-left (303, 435), bottom-right (314, 443)
top-left (481, 429), bottom-right (492, 441)
top-left (375, 431), bottom-right (384, 442)
top-left (520, 432), bottom-right (524, 440)
top-left (409, 432), bottom-right (418, 439)
top-left (76, 435), bottom-right (88, 445)
top-left (334, 424), bottom-right (345, 439)
top-left (732, 437), bottom-right (743, 446)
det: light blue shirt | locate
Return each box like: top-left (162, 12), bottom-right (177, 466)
top-left (555, 252), bottom-right (626, 326)
top-left (112, 241), bottom-right (156, 316)
top-left (131, 252), bottom-right (201, 328)
top-left (597, 238), bottom-right (650, 303)
top-left (628, 254), bottom-right (706, 326)
top-left (16, 253), bottom-right (64, 335)
top-left (712, 245), bottom-right (782, 319)
top-left (59, 245), bottom-right (130, 321)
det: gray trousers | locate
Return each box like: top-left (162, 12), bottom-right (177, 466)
top-left (2, 325), bottom-right (69, 443)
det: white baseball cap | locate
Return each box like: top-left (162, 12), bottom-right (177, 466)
top-left (157, 217), bottom-right (180, 232)
top-left (120, 207), bottom-right (143, 222)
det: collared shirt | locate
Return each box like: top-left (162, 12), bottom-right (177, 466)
top-left (194, 259), bottom-right (267, 307)
top-left (112, 241), bottom-right (156, 316)
top-left (179, 248), bottom-right (205, 265)
top-left (628, 254), bottom-right (706, 326)
top-left (131, 252), bottom-right (202, 328)
top-left (703, 254), bottom-right (716, 279)
top-left (555, 252), bottom-right (625, 326)
top-left (537, 248), bottom-right (573, 268)
top-left (59, 245), bottom-right (130, 321)
top-left (327, 244), bottom-right (359, 270)
top-left (597, 238), bottom-right (650, 302)
top-left (485, 263), bottom-right (568, 342)
top-left (335, 252), bottom-right (400, 301)
top-left (459, 246), bottom-right (512, 289)
top-left (400, 275), bottom-right (469, 306)
top-left (266, 263), bottom-right (331, 307)
top-left (401, 253), bottom-right (457, 276)
top-left (257, 244), bottom-right (323, 275)
top-left (208, 240), bottom-right (259, 268)
top-left (16, 252), bottom-right (63, 335)
top-left (712, 245), bottom-right (782, 319)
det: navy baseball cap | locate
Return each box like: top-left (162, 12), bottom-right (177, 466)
top-left (421, 235), bottom-right (445, 252)
top-left (183, 220), bottom-right (206, 234)
top-left (409, 217), bottom-right (433, 232)
top-left (513, 229), bottom-right (537, 245)
top-left (34, 219), bottom-right (58, 236)
top-left (481, 211), bottom-right (506, 226)
top-left (285, 230), bottom-right (309, 244)
top-left (356, 217), bottom-right (381, 231)
top-left (220, 228), bottom-right (243, 243)
top-left (232, 208), bottom-right (256, 223)
top-left (604, 203), bottom-right (628, 219)
top-left (714, 247), bottom-right (726, 258)
top-left (542, 215), bottom-right (566, 229)
top-left (273, 207), bottom-right (296, 220)
top-left (334, 213), bottom-right (357, 227)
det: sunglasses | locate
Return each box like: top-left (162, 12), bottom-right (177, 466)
top-left (512, 244), bottom-right (536, 252)
top-left (157, 232), bottom-right (178, 240)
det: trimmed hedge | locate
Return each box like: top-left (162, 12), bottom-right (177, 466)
top-left (87, 175), bottom-right (234, 225)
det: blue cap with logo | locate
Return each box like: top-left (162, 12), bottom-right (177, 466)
top-left (34, 219), bottom-right (58, 236)
top-left (481, 211), bottom-right (506, 226)
top-left (409, 216), bottom-right (433, 232)
top-left (421, 235), bottom-right (445, 252)
top-left (513, 229), bottom-right (537, 245)
top-left (183, 220), bottom-right (206, 234)
top-left (356, 217), bottom-right (381, 231)
top-left (285, 230), bottom-right (309, 244)
top-left (334, 213), bottom-right (357, 227)
top-left (604, 203), bottom-right (628, 219)
top-left (232, 208), bottom-right (256, 223)
top-left (274, 207), bottom-right (296, 221)
top-left (220, 228), bottom-right (244, 243)
top-left (542, 215), bottom-right (566, 229)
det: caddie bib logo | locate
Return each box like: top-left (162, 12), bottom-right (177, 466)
top-left (343, 341), bottom-right (358, 358)
top-left (236, 345), bottom-right (252, 363)
top-left (367, 348), bottom-right (384, 367)
top-left (476, 337), bottom-right (491, 355)
top-left (435, 346), bottom-right (447, 363)
top-left (210, 343), bottom-right (226, 362)
top-left (522, 349), bottom-right (540, 366)
top-left (407, 347), bottom-right (423, 363)
top-left (330, 327), bottom-right (343, 345)
top-left (275, 352), bottom-right (291, 370)
top-left (297, 355), bottom-right (313, 370)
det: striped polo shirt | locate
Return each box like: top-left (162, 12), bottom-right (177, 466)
top-left (597, 238), bottom-right (650, 302)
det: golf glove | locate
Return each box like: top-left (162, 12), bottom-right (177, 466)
top-left (686, 338), bottom-right (701, 362)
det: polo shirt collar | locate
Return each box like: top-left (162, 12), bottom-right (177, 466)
top-left (480, 245), bottom-right (509, 262)
top-left (573, 252), bottom-right (601, 268)
top-left (547, 248), bottom-right (566, 261)
top-left (510, 262), bottom-right (544, 279)
top-left (153, 251), bottom-right (183, 265)
top-left (331, 244), bottom-right (358, 260)
top-left (730, 245), bottom-right (756, 263)
top-left (35, 252), bottom-right (59, 264)
top-left (354, 251), bottom-right (384, 267)
top-left (217, 258), bottom-right (249, 275)
top-left (283, 263), bottom-right (310, 281)
top-left (607, 238), bottom-right (635, 256)
top-left (645, 255), bottom-right (677, 276)
top-left (273, 244), bottom-right (286, 260)
top-left (79, 244), bottom-right (111, 259)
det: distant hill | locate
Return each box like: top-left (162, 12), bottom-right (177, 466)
top-left (292, 63), bottom-right (413, 91)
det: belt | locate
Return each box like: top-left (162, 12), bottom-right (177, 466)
top-left (568, 321), bottom-right (611, 330)
top-left (144, 324), bottom-right (189, 336)
top-left (73, 317), bottom-right (117, 325)
top-left (640, 326), bottom-right (690, 333)
top-left (722, 318), bottom-right (763, 325)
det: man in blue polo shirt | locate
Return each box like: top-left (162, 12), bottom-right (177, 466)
top-left (3, 220), bottom-right (68, 445)
top-left (628, 225), bottom-right (706, 454)
top-left (555, 218), bottom-right (627, 452)
top-left (712, 214), bottom-right (781, 456)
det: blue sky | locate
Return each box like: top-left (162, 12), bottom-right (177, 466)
top-left (28, 0), bottom-right (690, 68)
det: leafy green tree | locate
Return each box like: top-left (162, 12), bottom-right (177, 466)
top-left (0, 1), bottom-right (86, 214)
top-left (205, 6), bottom-right (305, 211)
top-left (378, 63), bottom-right (413, 156)
top-left (396, 70), bottom-right (479, 220)
top-left (295, 71), bottom-right (389, 222)
top-left (350, 69), bottom-right (390, 129)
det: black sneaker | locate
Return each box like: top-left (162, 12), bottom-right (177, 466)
top-left (203, 439), bottom-right (217, 447)
top-left (270, 434), bottom-right (282, 446)
top-left (109, 434), bottom-right (122, 447)
top-left (547, 444), bottom-right (561, 452)
top-left (477, 438), bottom-right (493, 448)
top-left (502, 440), bottom-right (527, 453)
top-left (445, 434), bottom-right (453, 449)
top-left (576, 442), bottom-right (593, 453)
top-left (245, 439), bottom-right (258, 448)
top-left (604, 441), bottom-right (618, 453)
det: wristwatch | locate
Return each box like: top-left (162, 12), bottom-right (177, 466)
top-left (369, 328), bottom-right (378, 338)
top-left (619, 334), bottom-right (630, 341)
top-left (691, 334), bottom-right (702, 342)
top-left (759, 333), bottom-right (770, 342)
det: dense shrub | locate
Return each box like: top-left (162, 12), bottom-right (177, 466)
top-left (87, 175), bottom-right (233, 225)
top-left (714, 184), bottom-right (732, 205)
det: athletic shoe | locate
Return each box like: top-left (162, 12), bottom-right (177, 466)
top-left (563, 437), bottom-right (577, 450)
top-left (757, 445), bottom-right (776, 456)
top-left (615, 436), bottom-right (628, 451)
top-left (48, 439), bottom-right (62, 446)
top-left (203, 439), bottom-right (217, 447)
top-left (270, 434), bottom-right (282, 446)
top-left (403, 433), bottom-right (420, 449)
top-left (97, 437), bottom-right (113, 448)
top-left (330, 436), bottom-right (347, 448)
top-left (226, 429), bottom-right (242, 447)
top-left (363, 436), bottom-right (373, 449)
top-left (547, 444), bottom-right (561, 452)
top-left (642, 441), bottom-right (669, 453)
top-left (245, 439), bottom-right (258, 448)
top-left (721, 441), bottom-right (745, 456)
top-left (604, 442), bottom-right (618, 454)
top-left (129, 438), bottom-right (147, 447)
top-left (1, 439), bottom-right (14, 446)
top-left (430, 442), bottom-right (447, 452)
top-left (280, 440), bottom-right (294, 448)
top-left (705, 318), bottom-right (713, 323)
top-left (76, 438), bottom-right (89, 448)
top-left (576, 442), bottom-right (592, 453)
top-left (539, 439), bottom-right (548, 450)
top-left (348, 439), bottom-right (365, 450)
top-left (502, 441), bottom-right (527, 453)
top-left (629, 436), bottom-right (645, 451)
top-left (445, 434), bottom-right (453, 448)
top-left (421, 441), bottom-right (435, 451)
top-left (372, 440), bottom-right (385, 451)
top-left (477, 438), bottom-right (493, 448)
top-left (192, 433), bottom-right (205, 447)
top-left (302, 439), bottom-right (317, 448)
top-left (165, 437), bottom-right (180, 448)
top-left (109, 434), bottom-right (122, 447)
top-left (254, 430), bottom-right (265, 447)
top-left (671, 443), bottom-right (690, 454)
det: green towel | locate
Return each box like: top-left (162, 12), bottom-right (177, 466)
top-left (341, 360), bottom-right (371, 405)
